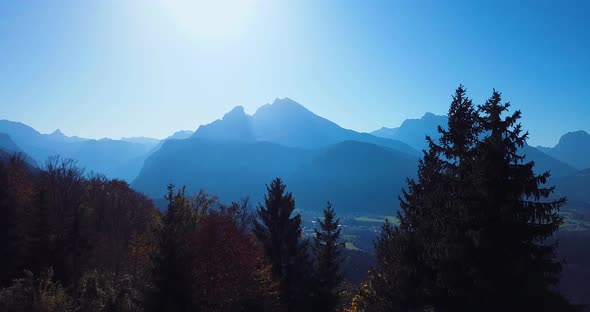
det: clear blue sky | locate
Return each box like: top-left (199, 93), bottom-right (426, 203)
top-left (0, 0), bottom-right (588, 146)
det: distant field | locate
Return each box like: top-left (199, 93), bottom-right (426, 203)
top-left (560, 210), bottom-right (590, 231)
top-left (350, 211), bottom-right (590, 232)
top-left (345, 241), bottom-right (362, 251)
top-left (353, 216), bottom-right (399, 224)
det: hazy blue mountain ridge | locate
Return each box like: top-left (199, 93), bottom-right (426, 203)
top-left (371, 112), bottom-right (448, 151)
top-left (2, 99), bottom-right (586, 215)
top-left (134, 98), bottom-right (425, 213)
top-left (121, 136), bottom-right (161, 147)
top-left (193, 106), bottom-right (255, 142)
top-left (132, 137), bottom-right (419, 214)
top-left (193, 98), bottom-right (419, 156)
top-left (0, 132), bottom-right (38, 167)
top-left (537, 130), bottom-right (590, 170)
top-left (0, 119), bottom-right (151, 180)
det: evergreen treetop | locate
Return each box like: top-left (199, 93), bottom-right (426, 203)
top-left (312, 202), bottom-right (344, 312)
top-left (369, 86), bottom-right (573, 312)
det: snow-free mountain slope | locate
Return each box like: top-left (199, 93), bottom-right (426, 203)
top-left (193, 106), bottom-right (255, 142)
top-left (537, 130), bottom-right (590, 170)
top-left (0, 119), bottom-right (152, 180)
top-left (191, 98), bottom-right (419, 156)
top-left (371, 112), bottom-right (448, 151)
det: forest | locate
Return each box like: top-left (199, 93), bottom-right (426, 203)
top-left (0, 87), bottom-right (585, 312)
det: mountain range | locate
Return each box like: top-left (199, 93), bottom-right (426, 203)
top-left (371, 112), bottom-right (448, 151)
top-left (1, 98), bottom-right (588, 214)
top-left (0, 120), bottom-right (157, 180)
top-left (0, 133), bottom-right (38, 167)
top-left (537, 130), bottom-right (590, 170)
top-left (193, 98), bottom-right (418, 155)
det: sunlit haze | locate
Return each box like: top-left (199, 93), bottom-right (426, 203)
top-left (0, 0), bottom-right (588, 146)
top-left (1, 2), bottom-right (590, 310)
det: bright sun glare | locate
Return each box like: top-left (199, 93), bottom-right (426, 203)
top-left (160, 0), bottom-right (257, 40)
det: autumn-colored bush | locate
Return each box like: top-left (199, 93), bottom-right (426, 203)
top-left (189, 208), bottom-right (280, 311)
top-left (0, 268), bottom-right (73, 312)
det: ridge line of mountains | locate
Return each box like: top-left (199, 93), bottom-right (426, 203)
top-left (1, 98), bottom-right (589, 214)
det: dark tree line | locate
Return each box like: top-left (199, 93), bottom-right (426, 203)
top-left (0, 85), bottom-right (577, 311)
top-left (151, 185), bottom-right (280, 311)
top-left (0, 157), bottom-right (344, 311)
top-left (253, 179), bottom-right (344, 311)
top-left (350, 86), bottom-right (577, 312)
top-left (312, 202), bottom-right (344, 312)
top-left (0, 155), bottom-right (160, 311)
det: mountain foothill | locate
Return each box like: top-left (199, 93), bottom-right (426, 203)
top-left (1, 97), bottom-right (588, 214)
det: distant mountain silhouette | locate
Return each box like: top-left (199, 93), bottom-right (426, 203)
top-left (62, 139), bottom-right (152, 179)
top-left (521, 144), bottom-right (577, 178)
top-left (289, 141), bottom-right (418, 213)
top-left (133, 99), bottom-right (421, 214)
top-left (133, 138), bottom-right (418, 214)
top-left (166, 130), bottom-right (194, 140)
top-left (133, 136), bottom-right (574, 215)
top-left (370, 115), bottom-right (573, 177)
top-left (46, 129), bottom-right (88, 143)
top-left (537, 130), bottom-right (590, 170)
top-left (0, 133), bottom-right (21, 153)
top-left (121, 136), bottom-right (160, 147)
top-left (371, 112), bottom-right (448, 151)
top-left (193, 106), bottom-right (255, 142)
top-left (554, 169), bottom-right (590, 205)
top-left (0, 119), bottom-right (151, 180)
top-left (149, 130), bottom-right (194, 153)
top-left (131, 100), bottom-right (582, 214)
top-left (131, 98), bottom-right (429, 213)
top-left (1, 103), bottom-right (582, 214)
top-left (133, 138), bottom-right (314, 202)
top-left (0, 120), bottom-right (50, 150)
top-left (193, 98), bottom-right (419, 156)
top-left (252, 98), bottom-right (345, 147)
top-left (0, 133), bottom-right (38, 167)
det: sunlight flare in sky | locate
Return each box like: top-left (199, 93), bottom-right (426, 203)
top-left (0, 1), bottom-right (587, 145)
top-left (159, 0), bottom-right (257, 40)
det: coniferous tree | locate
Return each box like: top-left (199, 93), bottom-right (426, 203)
top-left (152, 184), bottom-right (195, 312)
top-left (253, 177), bottom-right (309, 311)
top-left (312, 202), bottom-right (343, 312)
top-left (468, 90), bottom-right (572, 311)
top-left (424, 85), bottom-right (483, 309)
top-left (368, 86), bottom-right (575, 312)
top-left (371, 85), bottom-right (480, 310)
top-left (365, 219), bottom-right (404, 312)
top-left (371, 146), bottom-right (450, 311)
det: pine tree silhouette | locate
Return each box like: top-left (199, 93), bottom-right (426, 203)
top-left (253, 177), bottom-right (310, 311)
top-left (370, 86), bottom-right (575, 312)
top-left (152, 184), bottom-right (195, 312)
top-left (312, 202), bottom-right (343, 311)
top-left (470, 90), bottom-right (571, 311)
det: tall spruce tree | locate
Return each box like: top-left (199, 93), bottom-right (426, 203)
top-left (374, 85), bottom-right (481, 310)
top-left (152, 184), bottom-right (195, 312)
top-left (369, 219), bottom-right (398, 311)
top-left (370, 86), bottom-right (574, 312)
top-left (312, 202), bottom-right (343, 312)
top-left (425, 85), bottom-right (483, 309)
top-left (469, 90), bottom-right (572, 311)
top-left (253, 178), bottom-right (309, 311)
top-left (373, 146), bottom-right (451, 311)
